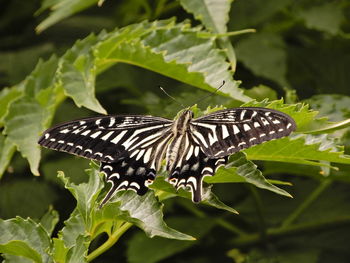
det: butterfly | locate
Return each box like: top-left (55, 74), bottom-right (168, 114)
top-left (38, 107), bottom-right (296, 205)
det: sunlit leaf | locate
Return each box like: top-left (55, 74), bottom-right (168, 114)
top-left (0, 135), bottom-right (16, 179)
top-left (245, 134), bottom-right (350, 166)
top-left (0, 217), bottom-right (51, 262)
top-left (3, 57), bottom-right (63, 175)
top-left (207, 152), bottom-right (292, 197)
top-left (60, 34), bottom-right (107, 114)
top-left (95, 19), bottom-right (249, 101)
top-left (180, 0), bottom-right (232, 34)
top-left (58, 166), bottom-right (194, 241)
top-left (36, 0), bottom-right (101, 33)
top-left (39, 208), bottom-right (59, 236)
top-left (0, 86), bottom-right (23, 126)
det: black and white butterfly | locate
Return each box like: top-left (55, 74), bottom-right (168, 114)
top-left (38, 107), bottom-right (296, 205)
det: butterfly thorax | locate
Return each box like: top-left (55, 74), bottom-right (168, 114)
top-left (166, 109), bottom-right (193, 172)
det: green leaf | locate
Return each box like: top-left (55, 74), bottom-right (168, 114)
top-left (245, 134), bottom-right (350, 166)
top-left (2, 254), bottom-right (34, 263)
top-left (60, 34), bottom-right (106, 114)
top-left (299, 2), bottom-right (344, 35)
top-left (0, 241), bottom-right (42, 263)
top-left (39, 208), bottom-right (59, 236)
top-left (236, 33), bottom-right (288, 87)
top-left (179, 0), bottom-right (232, 34)
top-left (0, 217), bottom-right (51, 263)
top-left (178, 0), bottom-right (238, 71)
top-left (244, 85), bottom-right (278, 102)
top-left (52, 211), bottom-right (89, 262)
top-left (95, 19), bottom-right (250, 101)
top-left (58, 166), bottom-right (194, 242)
top-left (127, 217), bottom-right (215, 263)
top-left (149, 176), bottom-right (238, 214)
top-left (60, 210), bottom-right (86, 248)
top-left (304, 118), bottom-right (350, 135)
top-left (36, 0), bottom-right (100, 33)
top-left (0, 134), bottom-right (16, 179)
top-left (206, 152), bottom-right (292, 197)
top-left (102, 191), bottom-right (195, 240)
top-left (304, 94), bottom-right (350, 134)
top-left (306, 94), bottom-right (350, 122)
top-left (0, 43), bottom-right (55, 85)
top-left (65, 235), bottom-right (89, 263)
top-left (58, 167), bottom-right (102, 224)
top-left (229, 0), bottom-right (291, 30)
top-left (52, 219), bottom-right (89, 263)
top-left (0, 86), bottom-right (23, 126)
top-left (52, 238), bottom-right (69, 263)
top-left (4, 97), bottom-right (50, 175)
top-left (3, 56), bottom-right (63, 175)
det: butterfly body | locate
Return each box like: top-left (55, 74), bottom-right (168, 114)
top-left (38, 107), bottom-right (296, 205)
top-left (166, 109), bottom-right (193, 172)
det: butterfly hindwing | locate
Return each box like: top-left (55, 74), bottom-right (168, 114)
top-left (168, 135), bottom-right (228, 202)
top-left (98, 130), bottom-right (173, 206)
top-left (99, 160), bottom-right (156, 206)
top-left (190, 107), bottom-right (296, 158)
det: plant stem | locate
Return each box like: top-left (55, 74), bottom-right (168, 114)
top-left (86, 222), bottom-right (133, 262)
top-left (249, 186), bottom-right (267, 242)
top-left (281, 179), bottom-right (332, 228)
top-left (216, 218), bottom-right (247, 236)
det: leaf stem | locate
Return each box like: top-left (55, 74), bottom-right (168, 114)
top-left (219, 38), bottom-right (237, 72)
top-left (198, 29), bottom-right (256, 38)
top-left (86, 222), bottom-right (133, 262)
top-left (281, 179), bottom-right (332, 228)
top-left (218, 29), bottom-right (257, 37)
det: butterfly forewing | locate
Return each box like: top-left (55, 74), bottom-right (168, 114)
top-left (38, 115), bottom-right (173, 163)
top-left (190, 107), bottom-right (296, 158)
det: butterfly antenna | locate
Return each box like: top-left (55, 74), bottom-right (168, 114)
top-left (159, 86), bottom-right (185, 108)
top-left (193, 80), bottom-right (226, 105)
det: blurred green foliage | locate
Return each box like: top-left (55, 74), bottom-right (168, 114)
top-left (0, 0), bottom-right (350, 262)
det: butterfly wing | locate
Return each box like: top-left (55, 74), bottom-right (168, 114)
top-left (38, 115), bottom-right (173, 163)
top-left (99, 130), bottom-right (173, 206)
top-left (168, 134), bottom-right (227, 202)
top-left (38, 115), bottom-right (173, 204)
top-left (190, 107), bottom-right (296, 158)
